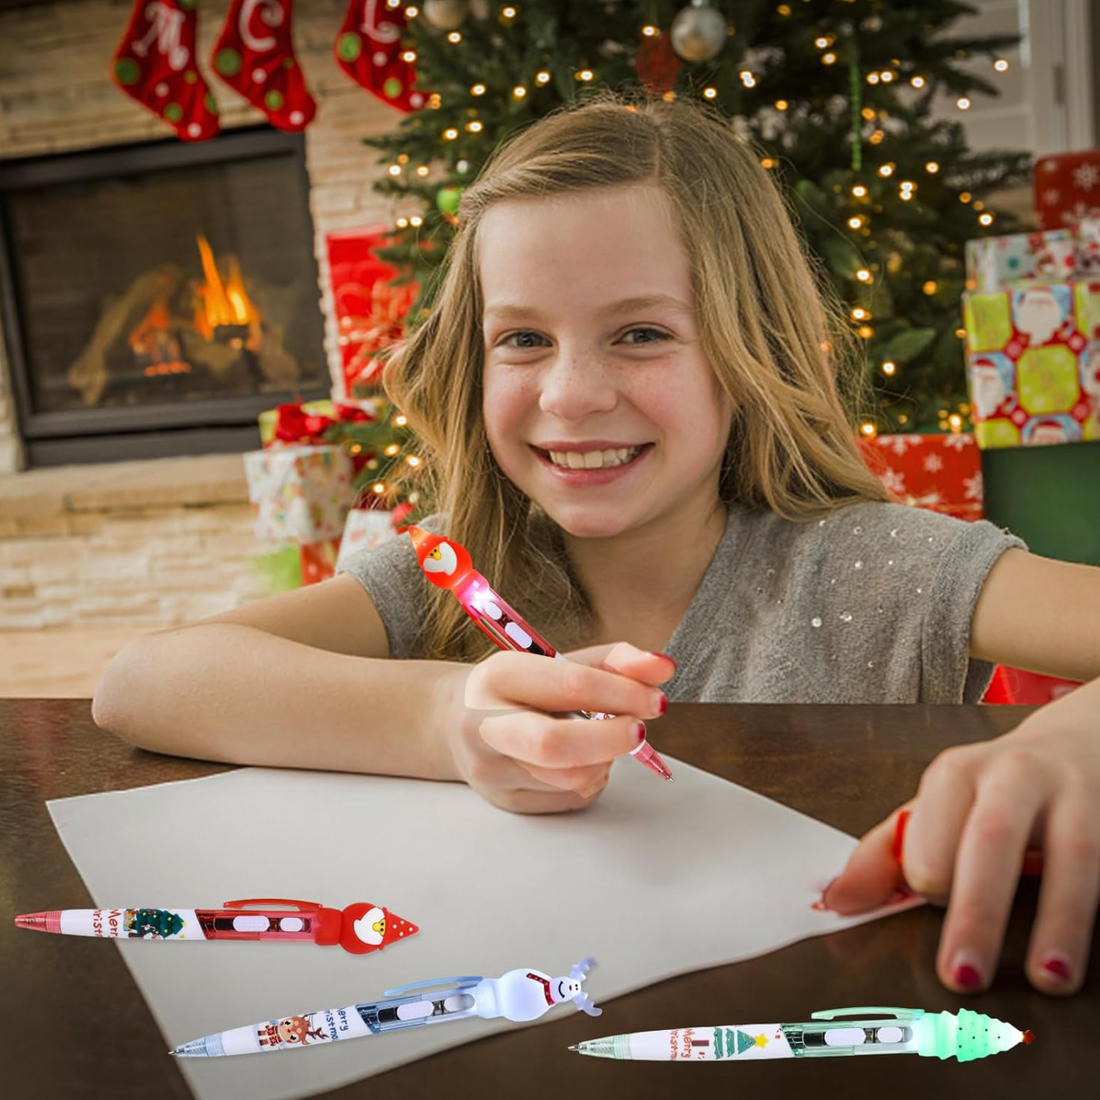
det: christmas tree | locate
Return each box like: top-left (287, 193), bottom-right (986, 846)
top-left (365, 0), bottom-right (1031, 433)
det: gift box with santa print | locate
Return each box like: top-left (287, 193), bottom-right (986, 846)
top-left (857, 432), bottom-right (984, 521)
top-left (962, 280), bottom-right (1100, 449)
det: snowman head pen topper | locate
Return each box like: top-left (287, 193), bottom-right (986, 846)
top-left (170, 958), bottom-right (602, 1057)
top-left (407, 526), bottom-right (675, 781)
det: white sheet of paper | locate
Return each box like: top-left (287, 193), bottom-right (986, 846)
top-left (47, 758), bottom-right (919, 1100)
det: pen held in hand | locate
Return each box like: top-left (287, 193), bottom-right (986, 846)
top-left (407, 525), bottom-right (673, 781)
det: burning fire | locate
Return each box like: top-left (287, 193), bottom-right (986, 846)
top-left (124, 235), bottom-right (264, 379)
top-left (193, 234), bottom-right (262, 349)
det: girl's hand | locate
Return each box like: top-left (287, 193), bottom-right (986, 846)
top-left (822, 714), bottom-right (1100, 995)
top-left (438, 642), bottom-right (674, 814)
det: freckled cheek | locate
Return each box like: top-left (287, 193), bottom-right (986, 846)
top-left (482, 373), bottom-right (539, 456)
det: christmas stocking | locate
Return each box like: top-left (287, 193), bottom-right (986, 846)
top-left (335, 0), bottom-right (426, 112)
top-left (212, 0), bottom-right (316, 132)
top-left (111, 0), bottom-right (220, 141)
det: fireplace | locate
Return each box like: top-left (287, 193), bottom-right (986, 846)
top-left (0, 128), bottom-right (329, 466)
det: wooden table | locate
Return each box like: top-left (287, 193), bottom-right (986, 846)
top-left (2, 698), bottom-right (1095, 1099)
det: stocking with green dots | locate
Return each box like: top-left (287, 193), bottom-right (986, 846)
top-left (111, 0), bottom-right (220, 141)
top-left (212, 0), bottom-right (316, 131)
top-left (334, 0), bottom-right (425, 113)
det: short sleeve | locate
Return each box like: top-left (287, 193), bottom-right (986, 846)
top-left (921, 515), bottom-right (1027, 704)
top-left (336, 514), bottom-right (446, 659)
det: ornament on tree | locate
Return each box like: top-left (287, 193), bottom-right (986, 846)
top-left (422, 0), bottom-right (469, 32)
top-left (212, 0), bottom-right (316, 132)
top-left (335, 0), bottom-right (426, 112)
top-left (635, 28), bottom-right (682, 95)
top-left (670, 0), bottom-right (728, 64)
top-left (435, 184), bottom-right (464, 218)
top-left (111, 0), bottom-right (220, 141)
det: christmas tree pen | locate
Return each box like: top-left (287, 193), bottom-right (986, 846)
top-left (570, 1006), bottom-right (1034, 1062)
top-left (406, 526), bottom-right (673, 781)
top-left (14, 898), bottom-right (418, 955)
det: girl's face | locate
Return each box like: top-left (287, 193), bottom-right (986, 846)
top-left (479, 184), bottom-right (733, 540)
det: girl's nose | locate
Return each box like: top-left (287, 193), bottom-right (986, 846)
top-left (537, 351), bottom-right (618, 420)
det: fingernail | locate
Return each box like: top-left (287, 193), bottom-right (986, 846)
top-left (654, 652), bottom-right (678, 671)
top-left (656, 692), bottom-right (668, 715)
top-left (950, 952), bottom-right (984, 991)
top-left (892, 809), bottom-right (911, 863)
top-left (1043, 956), bottom-right (1071, 982)
top-left (635, 721), bottom-right (647, 743)
top-left (817, 877), bottom-right (838, 909)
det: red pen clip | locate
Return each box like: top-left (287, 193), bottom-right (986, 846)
top-left (222, 898), bottom-right (321, 911)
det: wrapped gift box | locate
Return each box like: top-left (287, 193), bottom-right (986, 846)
top-left (326, 226), bottom-right (418, 397)
top-left (243, 445), bottom-right (354, 544)
top-left (1034, 150), bottom-right (1100, 229)
top-left (334, 505), bottom-right (409, 573)
top-left (858, 432), bottom-right (983, 521)
top-left (299, 537), bottom-right (342, 586)
top-left (962, 281), bottom-right (1100, 449)
top-left (965, 229), bottom-right (1077, 292)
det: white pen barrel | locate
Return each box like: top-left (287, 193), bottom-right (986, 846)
top-left (582, 1025), bottom-right (796, 1061)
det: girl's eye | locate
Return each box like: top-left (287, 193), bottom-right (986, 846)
top-left (500, 331), bottom-right (549, 349)
top-left (618, 327), bottom-right (670, 346)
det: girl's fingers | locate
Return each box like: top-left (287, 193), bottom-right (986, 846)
top-left (936, 751), bottom-right (1053, 993)
top-left (822, 807), bottom-right (909, 914)
top-left (478, 710), bottom-right (645, 769)
top-left (901, 749), bottom-right (981, 904)
top-left (468, 650), bottom-right (667, 719)
top-left (1026, 789), bottom-right (1100, 995)
top-left (568, 642), bottom-right (678, 688)
top-left (521, 762), bottom-right (612, 800)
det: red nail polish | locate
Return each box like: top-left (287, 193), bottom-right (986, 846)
top-left (636, 722), bottom-right (647, 743)
top-left (1043, 957), bottom-right (1071, 981)
top-left (892, 810), bottom-right (911, 863)
top-left (953, 963), bottom-right (983, 991)
top-left (658, 693), bottom-right (668, 715)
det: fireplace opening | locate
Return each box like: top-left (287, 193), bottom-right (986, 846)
top-left (0, 128), bottom-right (329, 466)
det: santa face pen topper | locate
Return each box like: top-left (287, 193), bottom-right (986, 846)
top-left (407, 526), bottom-right (673, 781)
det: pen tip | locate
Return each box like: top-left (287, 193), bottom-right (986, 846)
top-left (567, 1045), bottom-right (578, 1051)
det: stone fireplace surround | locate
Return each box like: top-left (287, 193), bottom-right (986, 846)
top-left (0, 0), bottom-right (409, 631)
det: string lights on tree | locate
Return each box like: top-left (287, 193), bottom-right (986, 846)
top-left (361, 0), bottom-right (1029, 434)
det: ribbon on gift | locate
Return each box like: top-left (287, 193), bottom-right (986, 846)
top-left (266, 400), bottom-right (377, 447)
top-left (338, 279), bottom-right (419, 392)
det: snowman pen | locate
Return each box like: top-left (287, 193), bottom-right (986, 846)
top-left (172, 958), bottom-right (602, 1057)
top-left (407, 526), bottom-right (673, 781)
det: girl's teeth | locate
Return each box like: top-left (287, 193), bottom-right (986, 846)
top-left (548, 447), bottom-right (639, 469)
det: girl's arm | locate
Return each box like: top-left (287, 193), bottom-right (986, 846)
top-left (92, 575), bottom-right (462, 780)
top-left (969, 548), bottom-right (1100, 684)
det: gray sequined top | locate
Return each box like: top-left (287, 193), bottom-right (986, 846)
top-left (339, 501), bottom-right (1026, 704)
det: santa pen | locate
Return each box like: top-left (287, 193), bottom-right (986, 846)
top-left (14, 898), bottom-right (418, 955)
top-left (406, 526), bottom-right (673, 781)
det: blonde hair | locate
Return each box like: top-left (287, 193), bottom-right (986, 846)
top-left (385, 91), bottom-right (890, 662)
